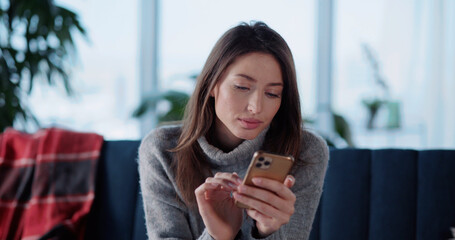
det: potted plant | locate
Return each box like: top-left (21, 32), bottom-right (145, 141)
top-left (361, 43), bottom-right (400, 130)
top-left (133, 90), bottom-right (190, 124)
top-left (0, 0), bottom-right (86, 132)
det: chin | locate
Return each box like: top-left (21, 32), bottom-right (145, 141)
top-left (234, 128), bottom-right (262, 140)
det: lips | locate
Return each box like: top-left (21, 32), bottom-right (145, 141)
top-left (238, 118), bottom-right (263, 129)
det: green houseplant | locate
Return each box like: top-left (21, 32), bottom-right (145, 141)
top-left (361, 43), bottom-right (391, 129)
top-left (133, 90), bottom-right (190, 124)
top-left (0, 0), bottom-right (86, 132)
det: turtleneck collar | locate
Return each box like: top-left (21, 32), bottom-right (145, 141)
top-left (197, 127), bottom-right (269, 167)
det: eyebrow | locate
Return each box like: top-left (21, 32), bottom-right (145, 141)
top-left (235, 74), bottom-right (283, 87)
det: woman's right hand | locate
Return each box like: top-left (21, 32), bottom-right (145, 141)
top-left (195, 172), bottom-right (244, 240)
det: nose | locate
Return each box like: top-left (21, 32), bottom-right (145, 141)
top-left (247, 91), bottom-right (263, 114)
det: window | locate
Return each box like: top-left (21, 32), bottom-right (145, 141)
top-left (27, 0), bottom-right (141, 140)
top-left (333, 0), bottom-right (455, 148)
top-left (160, 0), bottom-right (316, 116)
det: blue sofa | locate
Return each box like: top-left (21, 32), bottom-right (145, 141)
top-left (84, 141), bottom-right (455, 240)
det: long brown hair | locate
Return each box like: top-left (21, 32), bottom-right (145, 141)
top-left (171, 21), bottom-right (302, 207)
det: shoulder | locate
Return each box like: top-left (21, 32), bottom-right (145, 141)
top-left (289, 128), bottom-right (329, 194)
top-left (138, 124), bottom-right (181, 164)
top-left (298, 128), bottom-right (329, 165)
top-left (140, 124), bottom-right (181, 152)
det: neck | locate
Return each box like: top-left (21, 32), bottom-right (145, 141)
top-left (208, 122), bottom-right (244, 152)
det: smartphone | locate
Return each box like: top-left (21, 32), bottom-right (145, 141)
top-left (235, 150), bottom-right (294, 208)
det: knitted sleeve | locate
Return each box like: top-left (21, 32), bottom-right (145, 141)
top-left (286, 130), bottom-right (329, 239)
top-left (138, 127), bottom-right (214, 240)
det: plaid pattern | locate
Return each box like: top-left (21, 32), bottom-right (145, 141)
top-left (0, 128), bottom-right (103, 240)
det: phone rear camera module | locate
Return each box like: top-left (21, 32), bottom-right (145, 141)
top-left (255, 156), bottom-right (272, 170)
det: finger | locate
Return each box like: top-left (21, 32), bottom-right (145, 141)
top-left (233, 191), bottom-right (289, 221)
top-left (205, 177), bottom-right (237, 191)
top-left (194, 182), bottom-right (219, 201)
top-left (195, 181), bottom-right (235, 202)
top-left (214, 172), bottom-right (243, 185)
top-left (195, 181), bottom-right (217, 194)
top-left (284, 175), bottom-right (295, 188)
top-left (251, 177), bottom-right (295, 200)
top-left (236, 185), bottom-right (294, 215)
top-left (246, 208), bottom-right (273, 225)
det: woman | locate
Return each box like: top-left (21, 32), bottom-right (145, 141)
top-left (139, 21), bottom-right (328, 240)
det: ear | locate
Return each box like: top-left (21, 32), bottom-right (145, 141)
top-left (209, 87), bottom-right (216, 98)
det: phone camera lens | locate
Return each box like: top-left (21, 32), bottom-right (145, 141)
top-left (258, 157), bottom-right (264, 161)
top-left (264, 161), bottom-right (271, 166)
top-left (255, 163), bottom-right (262, 168)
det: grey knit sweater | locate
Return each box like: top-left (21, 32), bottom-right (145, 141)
top-left (138, 125), bottom-right (329, 240)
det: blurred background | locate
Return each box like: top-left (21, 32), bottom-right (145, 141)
top-left (1, 0), bottom-right (454, 149)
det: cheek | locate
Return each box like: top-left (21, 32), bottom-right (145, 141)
top-left (216, 89), bottom-right (245, 110)
top-left (214, 92), bottom-right (236, 119)
top-left (268, 100), bottom-right (282, 117)
top-left (215, 91), bottom-right (227, 107)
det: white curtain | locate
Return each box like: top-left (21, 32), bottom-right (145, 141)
top-left (412, 0), bottom-right (455, 148)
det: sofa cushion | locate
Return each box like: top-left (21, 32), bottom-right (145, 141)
top-left (417, 150), bottom-right (455, 239)
top-left (368, 149), bottom-right (417, 240)
top-left (319, 149), bottom-right (371, 240)
top-left (85, 140), bottom-right (144, 240)
top-left (309, 149), bottom-right (455, 240)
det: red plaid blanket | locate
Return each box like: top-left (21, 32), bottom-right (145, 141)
top-left (0, 128), bottom-right (103, 240)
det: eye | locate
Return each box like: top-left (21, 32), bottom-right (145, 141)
top-left (234, 85), bottom-right (249, 91)
top-left (265, 92), bottom-right (281, 98)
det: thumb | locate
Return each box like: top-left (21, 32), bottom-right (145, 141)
top-left (284, 175), bottom-right (295, 188)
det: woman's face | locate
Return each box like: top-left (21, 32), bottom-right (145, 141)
top-left (211, 52), bottom-right (283, 149)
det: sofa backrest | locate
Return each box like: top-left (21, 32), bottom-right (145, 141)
top-left (85, 142), bottom-right (455, 240)
top-left (309, 149), bottom-right (455, 240)
top-left (84, 140), bottom-right (146, 240)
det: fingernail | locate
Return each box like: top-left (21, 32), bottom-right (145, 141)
top-left (252, 178), bottom-right (261, 184)
top-left (287, 176), bottom-right (294, 183)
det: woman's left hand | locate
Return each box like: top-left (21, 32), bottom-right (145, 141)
top-left (232, 175), bottom-right (296, 237)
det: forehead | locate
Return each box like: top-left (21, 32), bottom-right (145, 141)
top-left (223, 52), bottom-right (283, 83)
